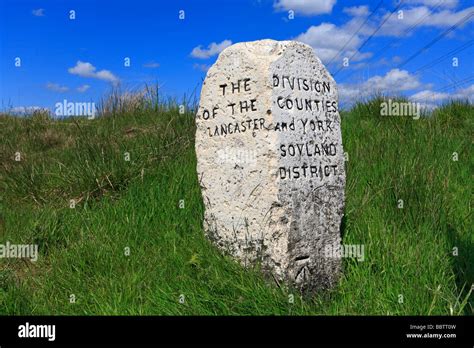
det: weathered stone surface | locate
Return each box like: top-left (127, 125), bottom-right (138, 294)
top-left (195, 39), bottom-right (345, 293)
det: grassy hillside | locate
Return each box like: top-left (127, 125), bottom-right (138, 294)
top-left (0, 96), bottom-right (472, 315)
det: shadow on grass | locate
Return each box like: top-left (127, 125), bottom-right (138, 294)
top-left (447, 224), bottom-right (473, 315)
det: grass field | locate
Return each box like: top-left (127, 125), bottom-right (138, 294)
top-left (0, 94), bottom-right (472, 315)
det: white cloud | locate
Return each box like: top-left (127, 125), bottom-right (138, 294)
top-left (95, 70), bottom-right (118, 82)
top-left (10, 106), bottom-right (48, 114)
top-left (77, 84), bottom-right (90, 93)
top-left (338, 84), bottom-right (362, 103)
top-left (340, 72), bottom-right (474, 109)
top-left (366, 68), bottom-right (421, 91)
top-left (32, 9), bottom-right (45, 17)
top-left (410, 84), bottom-right (474, 108)
top-left (293, 2), bottom-right (384, 65)
top-left (409, 89), bottom-right (451, 109)
top-left (68, 61), bottom-right (119, 84)
top-left (339, 69), bottom-right (422, 105)
top-left (294, 2), bottom-right (473, 68)
top-left (392, 55), bottom-right (403, 64)
top-left (193, 63), bottom-right (211, 72)
top-left (274, 0), bottom-right (336, 16)
top-left (410, 89), bottom-right (449, 102)
top-left (295, 22), bottom-right (372, 63)
top-left (143, 61), bottom-right (160, 68)
top-left (191, 40), bottom-right (232, 59)
top-left (46, 82), bottom-right (69, 92)
top-left (454, 84), bottom-right (474, 100)
top-left (428, 6), bottom-right (474, 27)
top-left (296, 23), bottom-right (359, 51)
top-left (404, 0), bottom-right (458, 8)
top-left (343, 5), bottom-right (369, 17)
top-left (378, 6), bottom-right (474, 36)
top-left (378, 6), bottom-right (431, 36)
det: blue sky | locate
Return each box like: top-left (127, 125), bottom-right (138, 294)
top-left (1, 0), bottom-right (473, 112)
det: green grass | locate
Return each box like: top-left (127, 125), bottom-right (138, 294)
top-left (0, 96), bottom-right (472, 315)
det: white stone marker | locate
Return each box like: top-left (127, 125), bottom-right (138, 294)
top-left (195, 40), bottom-right (346, 293)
